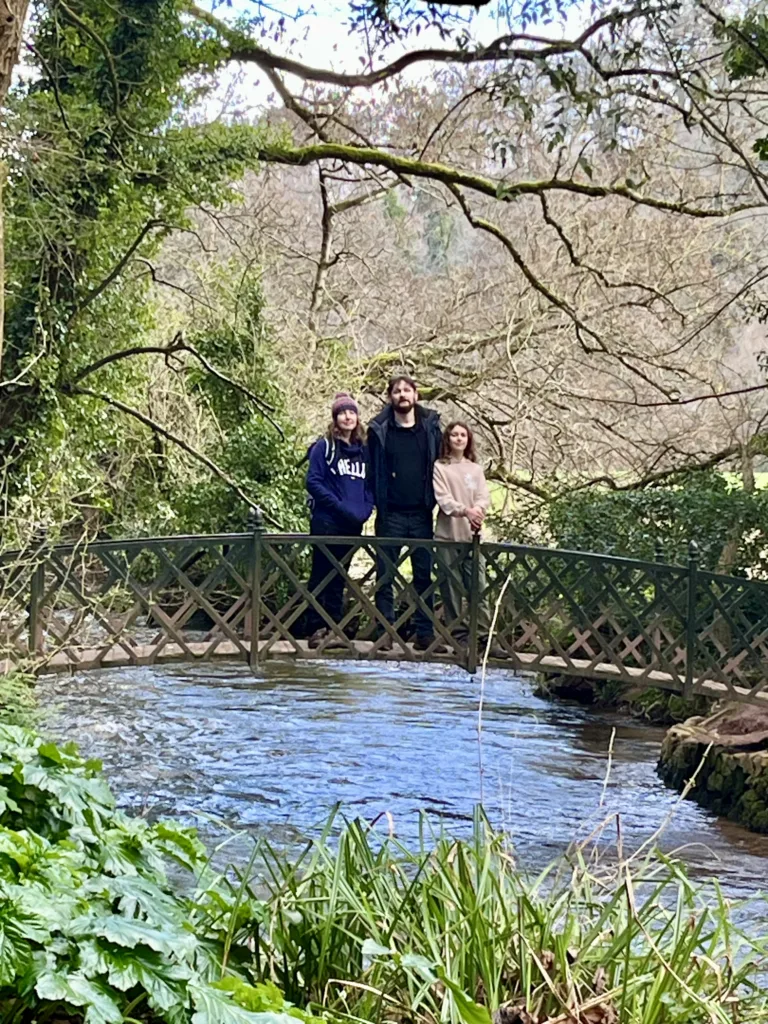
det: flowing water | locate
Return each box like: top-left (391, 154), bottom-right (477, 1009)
top-left (38, 658), bottom-right (768, 899)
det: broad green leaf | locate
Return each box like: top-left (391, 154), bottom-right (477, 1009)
top-left (212, 979), bottom-right (288, 1014)
top-left (401, 953), bottom-right (436, 980)
top-left (0, 785), bottom-right (20, 815)
top-left (436, 970), bottom-right (492, 1024)
top-left (361, 938), bottom-right (390, 957)
top-left (191, 984), bottom-right (297, 1024)
top-left (36, 970), bottom-right (122, 1024)
top-left (20, 762), bottom-right (55, 793)
top-left (0, 921), bottom-right (27, 985)
top-left (105, 946), bottom-right (189, 1011)
top-left (81, 913), bottom-right (197, 956)
top-left (38, 743), bottom-right (65, 766)
top-left (88, 874), bottom-right (184, 929)
top-left (78, 939), bottom-right (109, 978)
top-left (4, 883), bottom-right (70, 938)
top-left (154, 821), bottom-right (206, 870)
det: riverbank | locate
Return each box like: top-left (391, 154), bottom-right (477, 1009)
top-left (534, 673), bottom-right (712, 724)
top-left (659, 703), bottom-right (768, 833)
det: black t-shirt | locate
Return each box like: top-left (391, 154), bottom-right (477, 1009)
top-left (385, 419), bottom-right (429, 510)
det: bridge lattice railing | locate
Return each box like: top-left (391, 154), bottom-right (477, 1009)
top-left (0, 529), bottom-right (767, 702)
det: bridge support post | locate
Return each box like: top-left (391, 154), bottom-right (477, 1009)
top-left (27, 527), bottom-right (46, 658)
top-left (248, 507), bottom-right (265, 671)
top-left (684, 540), bottom-right (699, 699)
top-left (467, 533), bottom-right (481, 675)
top-left (652, 539), bottom-right (664, 670)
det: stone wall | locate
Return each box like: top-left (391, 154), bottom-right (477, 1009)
top-left (658, 705), bottom-right (768, 833)
top-left (535, 673), bottom-right (711, 725)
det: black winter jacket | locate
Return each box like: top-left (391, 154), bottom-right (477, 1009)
top-left (367, 404), bottom-right (442, 514)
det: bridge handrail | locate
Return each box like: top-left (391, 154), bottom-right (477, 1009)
top-left (0, 530), bottom-right (696, 577)
top-left (1, 528), bottom-right (767, 706)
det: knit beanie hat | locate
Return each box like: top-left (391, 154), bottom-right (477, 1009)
top-left (332, 392), bottom-right (359, 419)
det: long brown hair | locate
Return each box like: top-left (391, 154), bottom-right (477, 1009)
top-left (440, 421), bottom-right (477, 462)
top-left (326, 418), bottom-right (366, 445)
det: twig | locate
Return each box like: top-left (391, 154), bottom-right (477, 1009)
top-left (478, 572), bottom-right (513, 805)
top-left (599, 727), bottom-right (617, 809)
top-left (65, 384), bottom-right (282, 527)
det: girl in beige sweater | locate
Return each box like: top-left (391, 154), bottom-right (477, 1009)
top-left (433, 422), bottom-right (493, 641)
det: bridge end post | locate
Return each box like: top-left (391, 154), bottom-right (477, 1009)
top-left (248, 507), bottom-right (265, 671)
top-left (467, 533), bottom-right (481, 675)
top-left (652, 539), bottom-right (664, 670)
top-left (684, 540), bottom-right (699, 699)
top-left (27, 526), bottom-right (47, 659)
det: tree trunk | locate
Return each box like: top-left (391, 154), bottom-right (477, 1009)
top-left (0, 0), bottom-right (30, 377)
top-left (0, 0), bottom-right (28, 106)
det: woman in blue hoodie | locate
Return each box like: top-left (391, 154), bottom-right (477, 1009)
top-left (305, 393), bottom-right (374, 648)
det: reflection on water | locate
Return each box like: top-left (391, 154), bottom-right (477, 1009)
top-left (38, 658), bottom-right (768, 898)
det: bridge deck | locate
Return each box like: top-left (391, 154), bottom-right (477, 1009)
top-left (27, 639), bottom-right (768, 707)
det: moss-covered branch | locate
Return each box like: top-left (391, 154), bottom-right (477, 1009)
top-left (255, 141), bottom-right (758, 219)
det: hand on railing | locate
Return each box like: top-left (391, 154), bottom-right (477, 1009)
top-left (465, 506), bottom-right (485, 532)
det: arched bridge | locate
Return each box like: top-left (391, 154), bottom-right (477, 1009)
top-left (4, 520), bottom-right (768, 706)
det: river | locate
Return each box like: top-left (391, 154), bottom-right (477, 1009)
top-left (38, 658), bottom-right (768, 899)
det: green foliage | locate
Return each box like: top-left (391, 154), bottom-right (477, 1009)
top-left (628, 686), bottom-right (711, 725)
top-left (718, 12), bottom-right (768, 81)
top-left (717, 14), bottom-right (768, 161)
top-left (0, 723), bottom-right (313, 1024)
top-left (2, 0), bottom-right (300, 541)
top-left (538, 473), bottom-right (768, 574)
top-left (0, 727), bottom-right (765, 1024)
top-left (170, 271), bottom-right (307, 534)
top-left (0, 673), bottom-right (41, 729)
top-left (245, 810), bottom-right (768, 1024)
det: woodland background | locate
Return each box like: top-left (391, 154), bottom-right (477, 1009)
top-left (3, 0), bottom-right (768, 575)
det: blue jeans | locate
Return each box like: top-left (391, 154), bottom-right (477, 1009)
top-left (375, 509), bottom-right (434, 639)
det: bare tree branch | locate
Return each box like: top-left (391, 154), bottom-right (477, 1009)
top-left (257, 141), bottom-right (758, 218)
top-left (66, 384), bottom-right (282, 527)
top-left (71, 336), bottom-right (284, 434)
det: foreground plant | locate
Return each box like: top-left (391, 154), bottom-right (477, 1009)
top-left (2, 723), bottom-right (765, 1024)
top-left (0, 724), bottom-right (307, 1024)
top-left (233, 811), bottom-right (768, 1024)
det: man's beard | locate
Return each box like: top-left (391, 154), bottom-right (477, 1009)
top-left (395, 398), bottom-right (414, 412)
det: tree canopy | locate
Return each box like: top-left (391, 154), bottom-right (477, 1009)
top-left (1, 0), bottom-right (768, 552)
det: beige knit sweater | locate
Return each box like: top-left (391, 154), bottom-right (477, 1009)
top-left (433, 459), bottom-right (491, 542)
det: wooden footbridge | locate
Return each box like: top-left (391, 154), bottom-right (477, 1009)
top-left (3, 513), bottom-right (768, 706)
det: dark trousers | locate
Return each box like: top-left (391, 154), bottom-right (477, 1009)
top-left (375, 509), bottom-right (434, 639)
top-left (306, 517), bottom-right (361, 633)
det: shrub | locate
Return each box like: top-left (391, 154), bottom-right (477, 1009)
top-left (0, 724), bottom-right (310, 1024)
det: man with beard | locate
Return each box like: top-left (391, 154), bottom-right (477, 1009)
top-left (368, 375), bottom-right (443, 650)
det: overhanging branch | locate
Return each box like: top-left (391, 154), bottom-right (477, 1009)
top-left (65, 384), bottom-right (282, 527)
top-left (71, 336), bottom-right (284, 436)
top-left (257, 141), bottom-right (757, 218)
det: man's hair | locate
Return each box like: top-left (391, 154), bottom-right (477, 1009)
top-left (439, 421), bottom-right (477, 463)
top-left (387, 374), bottom-right (418, 396)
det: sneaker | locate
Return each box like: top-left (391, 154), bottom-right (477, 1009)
top-left (479, 637), bottom-right (507, 659)
top-left (308, 628), bottom-right (330, 649)
top-left (376, 633), bottom-right (394, 652)
top-left (324, 630), bottom-right (348, 650)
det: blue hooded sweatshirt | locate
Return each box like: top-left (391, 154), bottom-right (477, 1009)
top-left (306, 436), bottom-right (374, 533)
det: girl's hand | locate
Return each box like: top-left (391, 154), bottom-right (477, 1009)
top-left (466, 506), bottom-right (484, 531)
